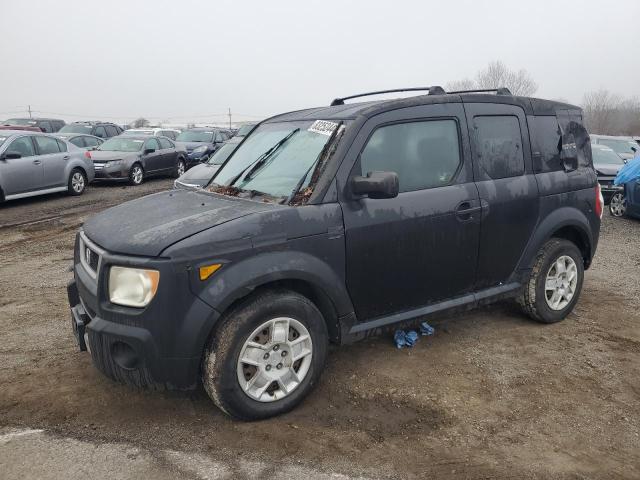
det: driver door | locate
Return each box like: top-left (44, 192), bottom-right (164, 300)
top-left (340, 103), bottom-right (480, 321)
top-left (1, 135), bottom-right (44, 195)
top-left (142, 138), bottom-right (163, 174)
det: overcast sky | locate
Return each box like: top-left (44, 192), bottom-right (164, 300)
top-left (1, 0), bottom-right (638, 125)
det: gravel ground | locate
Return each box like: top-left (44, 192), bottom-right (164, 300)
top-left (0, 181), bottom-right (639, 479)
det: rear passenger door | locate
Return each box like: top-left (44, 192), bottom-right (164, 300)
top-left (142, 138), bottom-right (163, 173)
top-left (341, 103), bottom-right (481, 321)
top-left (464, 103), bottom-right (539, 289)
top-left (1, 136), bottom-right (43, 195)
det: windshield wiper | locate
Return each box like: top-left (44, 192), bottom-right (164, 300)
top-left (227, 128), bottom-right (300, 188)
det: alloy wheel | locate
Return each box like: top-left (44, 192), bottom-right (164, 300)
top-left (236, 317), bottom-right (313, 402)
top-left (132, 165), bottom-right (143, 184)
top-left (609, 192), bottom-right (626, 217)
top-left (544, 255), bottom-right (578, 310)
top-left (72, 172), bottom-right (85, 193)
top-left (177, 161), bottom-right (186, 176)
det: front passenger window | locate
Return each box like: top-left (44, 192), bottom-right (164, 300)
top-left (360, 120), bottom-right (461, 193)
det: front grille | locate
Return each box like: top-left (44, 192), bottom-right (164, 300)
top-left (79, 233), bottom-right (103, 279)
top-left (93, 162), bottom-right (105, 171)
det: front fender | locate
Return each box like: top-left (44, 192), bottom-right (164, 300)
top-left (193, 250), bottom-right (354, 318)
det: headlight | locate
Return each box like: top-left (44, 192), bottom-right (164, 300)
top-left (192, 145), bottom-right (207, 154)
top-left (109, 266), bottom-right (160, 308)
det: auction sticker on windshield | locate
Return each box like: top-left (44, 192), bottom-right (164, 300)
top-left (308, 120), bottom-right (339, 136)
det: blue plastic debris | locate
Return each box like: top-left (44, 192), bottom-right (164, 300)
top-left (394, 329), bottom-right (419, 349)
top-left (419, 322), bottom-right (435, 336)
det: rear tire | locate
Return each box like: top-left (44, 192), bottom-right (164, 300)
top-left (129, 163), bottom-right (144, 186)
top-left (518, 238), bottom-right (584, 324)
top-left (202, 289), bottom-right (328, 420)
top-left (609, 192), bottom-right (626, 217)
top-left (174, 158), bottom-right (186, 178)
top-left (67, 168), bottom-right (86, 196)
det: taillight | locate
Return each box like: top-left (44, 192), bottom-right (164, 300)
top-left (84, 150), bottom-right (91, 160)
top-left (595, 183), bottom-right (604, 219)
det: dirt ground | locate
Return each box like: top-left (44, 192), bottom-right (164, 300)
top-left (1, 181), bottom-right (639, 479)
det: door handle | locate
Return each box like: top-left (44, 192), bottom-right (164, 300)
top-left (33, 159), bottom-right (42, 165)
top-left (455, 201), bottom-right (482, 221)
top-left (63, 155), bottom-right (70, 160)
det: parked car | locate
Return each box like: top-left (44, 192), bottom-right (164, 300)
top-left (609, 156), bottom-right (640, 219)
top-left (174, 136), bottom-right (242, 188)
top-left (592, 144), bottom-right (626, 203)
top-left (67, 87), bottom-right (601, 420)
top-left (0, 130), bottom-right (94, 202)
top-left (87, 135), bottom-right (186, 185)
top-left (591, 134), bottom-right (638, 161)
top-left (234, 122), bottom-right (258, 137)
top-left (3, 117), bottom-right (65, 133)
top-left (54, 133), bottom-right (104, 150)
top-left (58, 121), bottom-right (123, 139)
top-left (0, 125), bottom-right (42, 132)
top-left (122, 128), bottom-right (181, 141)
top-left (174, 128), bottom-right (230, 166)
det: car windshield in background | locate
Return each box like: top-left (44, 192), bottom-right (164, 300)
top-left (0, 136), bottom-right (7, 146)
top-left (210, 120), bottom-right (343, 199)
top-left (236, 124), bottom-right (254, 136)
top-left (176, 130), bottom-right (214, 142)
top-left (98, 137), bottom-right (144, 152)
top-left (593, 147), bottom-right (625, 165)
top-left (208, 143), bottom-right (237, 165)
top-left (5, 119), bottom-right (35, 126)
top-left (599, 139), bottom-right (637, 155)
top-left (59, 125), bottom-right (93, 134)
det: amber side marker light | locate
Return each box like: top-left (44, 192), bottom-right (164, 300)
top-left (199, 263), bottom-right (222, 281)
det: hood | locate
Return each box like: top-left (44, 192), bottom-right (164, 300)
top-left (90, 150), bottom-right (139, 161)
top-left (83, 189), bottom-right (276, 257)
top-left (176, 163), bottom-right (220, 186)
top-left (175, 141), bottom-right (212, 151)
top-left (594, 163), bottom-right (623, 176)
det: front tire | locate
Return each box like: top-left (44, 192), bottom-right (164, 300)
top-left (518, 238), bottom-right (584, 324)
top-left (609, 191), bottom-right (626, 217)
top-left (202, 289), bottom-right (328, 420)
top-left (67, 168), bottom-right (86, 196)
top-left (129, 163), bottom-right (144, 186)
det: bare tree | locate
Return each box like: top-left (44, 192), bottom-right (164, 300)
top-left (132, 117), bottom-right (150, 128)
top-left (582, 89), bottom-right (622, 134)
top-left (446, 61), bottom-right (538, 96)
top-left (475, 61), bottom-right (538, 96)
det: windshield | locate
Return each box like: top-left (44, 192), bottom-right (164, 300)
top-left (208, 142), bottom-right (237, 165)
top-left (176, 130), bottom-right (214, 142)
top-left (0, 136), bottom-right (7, 146)
top-left (59, 124), bottom-right (93, 134)
top-left (598, 139), bottom-right (637, 155)
top-left (236, 124), bottom-right (255, 136)
top-left (98, 137), bottom-right (144, 152)
top-left (5, 119), bottom-right (34, 126)
top-left (210, 120), bottom-right (343, 199)
top-left (592, 147), bottom-right (624, 165)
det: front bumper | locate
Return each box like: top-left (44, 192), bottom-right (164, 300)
top-left (186, 150), bottom-right (211, 166)
top-left (67, 234), bottom-right (220, 390)
top-left (93, 164), bottom-right (128, 180)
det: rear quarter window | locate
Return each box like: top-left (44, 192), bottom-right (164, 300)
top-left (530, 116), bottom-right (562, 173)
top-left (474, 115), bottom-right (524, 179)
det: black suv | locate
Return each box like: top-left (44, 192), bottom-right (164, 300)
top-left (58, 121), bottom-right (124, 139)
top-left (67, 87), bottom-right (602, 420)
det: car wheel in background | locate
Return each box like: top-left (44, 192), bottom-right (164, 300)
top-left (202, 289), bottom-right (328, 420)
top-left (174, 159), bottom-right (186, 178)
top-left (609, 192), bottom-right (626, 217)
top-left (67, 168), bottom-right (87, 196)
top-left (518, 238), bottom-right (584, 324)
top-left (129, 163), bottom-right (144, 186)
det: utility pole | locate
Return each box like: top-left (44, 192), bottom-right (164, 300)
top-left (28, 105), bottom-right (32, 118)
top-left (228, 108), bottom-right (232, 129)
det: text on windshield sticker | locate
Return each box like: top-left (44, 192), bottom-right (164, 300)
top-left (308, 120), bottom-right (339, 136)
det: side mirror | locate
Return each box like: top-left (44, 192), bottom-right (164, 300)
top-left (1, 151), bottom-right (22, 160)
top-left (143, 148), bottom-right (155, 155)
top-left (351, 171), bottom-right (399, 199)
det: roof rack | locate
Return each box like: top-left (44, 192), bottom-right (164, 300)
top-left (330, 86), bottom-right (446, 106)
top-left (446, 88), bottom-right (512, 95)
top-left (330, 86), bottom-right (512, 106)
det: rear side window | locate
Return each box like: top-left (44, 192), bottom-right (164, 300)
top-left (84, 136), bottom-right (101, 147)
top-left (94, 126), bottom-right (107, 138)
top-left (530, 116), bottom-right (561, 172)
top-left (56, 139), bottom-right (68, 152)
top-left (105, 125), bottom-right (118, 137)
top-left (474, 116), bottom-right (524, 179)
top-left (35, 136), bottom-right (61, 155)
top-left (69, 137), bottom-right (86, 148)
top-left (39, 121), bottom-right (53, 133)
top-left (360, 119), bottom-right (461, 193)
top-left (7, 136), bottom-right (36, 157)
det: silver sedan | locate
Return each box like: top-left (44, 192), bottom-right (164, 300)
top-left (0, 130), bottom-right (95, 202)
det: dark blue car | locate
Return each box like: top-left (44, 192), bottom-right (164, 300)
top-left (174, 128), bottom-right (231, 168)
top-left (610, 156), bottom-right (640, 218)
